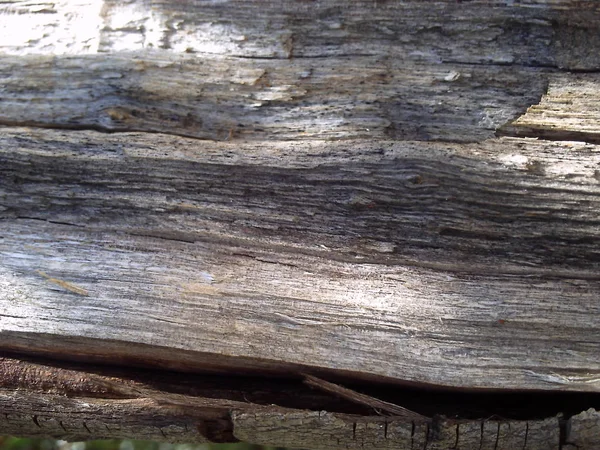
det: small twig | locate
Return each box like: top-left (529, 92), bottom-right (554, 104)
top-left (302, 373), bottom-right (429, 422)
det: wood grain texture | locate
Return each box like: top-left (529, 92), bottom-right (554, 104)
top-left (564, 408), bottom-right (600, 449)
top-left (1, 127), bottom-right (600, 392)
top-left (1, 0), bottom-right (600, 142)
top-left (0, 391), bottom-right (209, 443)
top-left (3, 356), bottom-right (589, 449)
top-left (0, 51), bottom-right (549, 142)
top-left (501, 74), bottom-right (600, 144)
top-left (2, 0), bottom-right (599, 64)
top-left (2, 0), bottom-right (600, 445)
top-left (231, 410), bottom-right (562, 450)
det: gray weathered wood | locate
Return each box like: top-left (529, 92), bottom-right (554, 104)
top-left (3, 0), bottom-right (599, 67)
top-left (2, 0), bottom-right (600, 446)
top-left (1, 128), bottom-right (600, 391)
top-left (0, 391), bottom-right (207, 444)
top-left (1, 0), bottom-right (600, 143)
top-left (3, 356), bottom-right (584, 449)
top-left (0, 51), bottom-right (550, 142)
top-left (564, 408), bottom-right (600, 449)
top-left (232, 410), bottom-right (563, 450)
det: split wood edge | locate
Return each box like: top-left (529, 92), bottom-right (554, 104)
top-left (0, 357), bottom-right (599, 449)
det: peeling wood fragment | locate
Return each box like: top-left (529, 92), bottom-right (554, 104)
top-left (35, 271), bottom-right (89, 297)
top-left (500, 74), bottom-right (600, 144)
top-left (0, 52), bottom-right (549, 142)
top-left (3, 1), bottom-right (600, 142)
top-left (0, 357), bottom-right (137, 399)
top-left (303, 374), bottom-right (428, 421)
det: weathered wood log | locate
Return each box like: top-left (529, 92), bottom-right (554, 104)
top-left (2, 0), bottom-right (600, 448)
top-left (0, 51), bottom-right (550, 142)
top-left (2, 355), bottom-right (599, 449)
top-left (2, 127), bottom-right (600, 391)
top-left (1, 0), bottom-right (600, 143)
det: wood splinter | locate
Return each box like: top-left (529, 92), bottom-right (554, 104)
top-left (35, 270), bottom-right (89, 297)
top-left (302, 374), bottom-right (429, 422)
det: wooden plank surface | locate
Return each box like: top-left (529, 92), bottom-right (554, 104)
top-left (1, 0), bottom-right (600, 444)
top-left (1, 128), bottom-right (600, 391)
top-left (2, 0), bottom-right (599, 65)
top-left (232, 411), bottom-right (562, 450)
top-left (1, 0), bottom-right (600, 143)
top-left (0, 52), bottom-right (550, 142)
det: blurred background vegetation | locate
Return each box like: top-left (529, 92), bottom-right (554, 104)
top-left (0, 438), bottom-right (286, 450)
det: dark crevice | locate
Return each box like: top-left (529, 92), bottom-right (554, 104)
top-left (229, 53), bottom-right (375, 60)
top-left (439, 59), bottom-right (559, 70)
top-left (198, 419), bottom-right (238, 443)
top-left (496, 126), bottom-right (600, 146)
top-left (559, 416), bottom-right (571, 449)
top-left (4, 118), bottom-right (588, 146)
top-left (553, 67), bottom-right (600, 74)
top-left (494, 422), bottom-right (500, 450)
top-left (0, 121), bottom-right (218, 143)
top-left (453, 423), bottom-right (459, 449)
top-left (126, 231), bottom-right (197, 244)
top-left (1, 348), bottom-right (599, 423)
top-left (15, 216), bottom-right (84, 228)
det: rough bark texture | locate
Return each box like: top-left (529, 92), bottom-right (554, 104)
top-left (1, 0), bottom-right (600, 448)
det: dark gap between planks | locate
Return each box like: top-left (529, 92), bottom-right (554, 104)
top-left (1, 351), bottom-right (598, 422)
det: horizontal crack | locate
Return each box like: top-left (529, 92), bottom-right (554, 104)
top-left (16, 216), bottom-right (84, 228)
top-left (496, 127), bottom-right (600, 146)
